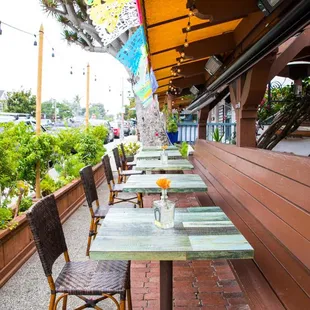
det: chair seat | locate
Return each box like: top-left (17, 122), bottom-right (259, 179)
top-left (121, 170), bottom-right (143, 176)
top-left (55, 260), bottom-right (130, 295)
top-left (94, 206), bottom-right (110, 218)
top-left (113, 183), bottom-right (124, 192)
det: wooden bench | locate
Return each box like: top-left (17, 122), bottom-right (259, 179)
top-left (192, 139), bottom-right (310, 310)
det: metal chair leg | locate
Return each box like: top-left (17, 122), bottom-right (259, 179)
top-left (49, 293), bottom-right (56, 310)
top-left (127, 289), bottom-right (132, 310)
top-left (62, 295), bottom-right (68, 310)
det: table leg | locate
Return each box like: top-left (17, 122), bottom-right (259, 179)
top-left (160, 260), bottom-right (173, 310)
top-left (137, 193), bottom-right (144, 208)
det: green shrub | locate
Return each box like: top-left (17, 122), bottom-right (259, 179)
top-left (179, 142), bottom-right (188, 158)
top-left (19, 197), bottom-right (33, 213)
top-left (118, 142), bottom-right (140, 156)
top-left (88, 125), bottom-right (108, 143)
top-left (40, 174), bottom-right (64, 197)
top-left (212, 128), bottom-right (224, 142)
top-left (55, 155), bottom-right (85, 183)
top-left (0, 207), bottom-right (14, 230)
top-left (167, 117), bottom-right (178, 133)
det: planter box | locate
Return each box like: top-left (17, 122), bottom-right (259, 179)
top-left (167, 131), bottom-right (178, 144)
top-left (0, 163), bottom-right (105, 288)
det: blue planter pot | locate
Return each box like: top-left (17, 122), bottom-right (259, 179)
top-left (167, 131), bottom-right (178, 144)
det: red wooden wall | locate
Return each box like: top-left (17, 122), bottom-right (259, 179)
top-left (193, 139), bottom-right (310, 309)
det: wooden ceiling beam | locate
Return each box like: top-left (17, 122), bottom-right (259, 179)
top-left (176, 32), bottom-right (235, 60)
top-left (187, 0), bottom-right (259, 22)
top-left (172, 59), bottom-right (207, 77)
top-left (171, 74), bottom-right (205, 89)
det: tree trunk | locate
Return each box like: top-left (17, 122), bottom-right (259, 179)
top-left (135, 97), bottom-right (169, 146)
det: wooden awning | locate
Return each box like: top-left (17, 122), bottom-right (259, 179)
top-left (141, 0), bottom-right (310, 109)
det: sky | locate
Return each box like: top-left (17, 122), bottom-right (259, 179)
top-left (0, 0), bottom-right (132, 115)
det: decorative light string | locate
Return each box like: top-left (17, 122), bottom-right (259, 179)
top-left (169, 8), bottom-right (194, 96)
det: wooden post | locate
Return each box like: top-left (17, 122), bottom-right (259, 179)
top-left (167, 94), bottom-right (172, 113)
top-left (85, 63), bottom-right (90, 128)
top-left (198, 106), bottom-right (210, 139)
top-left (35, 24), bottom-right (44, 199)
top-left (229, 56), bottom-right (274, 147)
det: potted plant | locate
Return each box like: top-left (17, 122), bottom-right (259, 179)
top-left (166, 116), bottom-right (179, 144)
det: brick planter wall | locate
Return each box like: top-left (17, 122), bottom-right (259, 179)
top-left (0, 163), bottom-right (105, 288)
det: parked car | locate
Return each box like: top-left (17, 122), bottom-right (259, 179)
top-left (88, 119), bottom-right (114, 143)
top-left (0, 114), bottom-right (47, 132)
top-left (111, 121), bottom-right (130, 138)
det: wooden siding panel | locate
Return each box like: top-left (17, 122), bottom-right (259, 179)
top-left (202, 141), bottom-right (310, 213)
top-left (204, 140), bottom-right (310, 187)
top-left (196, 150), bottom-right (310, 270)
top-left (200, 142), bottom-right (310, 241)
top-left (192, 157), bottom-right (310, 309)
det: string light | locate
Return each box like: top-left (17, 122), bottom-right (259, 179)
top-left (51, 48), bottom-right (55, 57)
top-left (177, 68), bottom-right (181, 73)
top-left (0, 22), bottom-right (2, 35)
top-left (70, 66), bottom-right (73, 75)
top-left (83, 68), bottom-right (85, 75)
top-left (33, 34), bottom-right (37, 46)
top-left (184, 38), bottom-right (189, 48)
top-left (94, 75), bottom-right (97, 81)
top-left (181, 51), bottom-right (185, 58)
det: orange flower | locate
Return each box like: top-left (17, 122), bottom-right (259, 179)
top-left (161, 145), bottom-right (168, 150)
top-left (156, 178), bottom-right (171, 189)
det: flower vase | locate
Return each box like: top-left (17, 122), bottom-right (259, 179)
top-left (161, 150), bottom-right (168, 165)
top-left (153, 189), bottom-right (175, 229)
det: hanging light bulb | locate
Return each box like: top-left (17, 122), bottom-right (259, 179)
top-left (51, 48), bottom-right (55, 57)
top-left (186, 22), bottom-right (191, 32)
top-left (70, 66), bottom-right (73, 75)
top-left (83, 68), bottom-right (85, 75)
top-left (0, 22), bottom-right (2, 35)
top-left (184, 39), bottom-right (189, 48)
top-left (170, 80), bottom-right (173, 84)
top-left (177, 61), bottom-right (181, 66)
top-left (180, 58), bottom-right (184, 63)
top-left (109, 86), bottom-right (111, 92)
top-left (177, 68), bottom-right (181, 73)
top-left (189, 11), bottom-right (194, 17)
top-left (34, 34), bottom-right (37, 46)
top-left (94, 75), bottom-right (97, 82)
top-left (181, 52), bottom-right (185, 58)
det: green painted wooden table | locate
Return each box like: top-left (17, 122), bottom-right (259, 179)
top-left (90, 207), bottom-right (254, 310)
top-left (136, 150), bottom-right (183, 160)
top-left (142, 145), bottom-right (178, 151)
top-left (122, 174), bottom-right (207, 194)
top-left (135, 159), bottom-right (194, 171)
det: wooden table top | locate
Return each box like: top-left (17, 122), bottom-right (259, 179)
top-left (141, 145), bottom-right (178, 151)
top-left (135, 159), bottom-right (194, 171)
top-left (122, 174), bottom-right (207, 193)
top-left (89, 207), bottom-right (254, 261)
top-left (136, 150), bottom-right (183, 160)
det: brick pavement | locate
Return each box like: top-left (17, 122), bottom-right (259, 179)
top-left (130, 193), bottom-right (250, 310)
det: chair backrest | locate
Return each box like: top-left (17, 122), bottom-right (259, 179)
top-left (80, 165), bottom-right (98, 208)
top-left (120, 143), bottom-right (127, 162)
top-left (102, 154), bottom-right (114, 184)
top-left (113, 147), bottom-right (122, 171)
top-left (26, 195), bottom-right (68, 277)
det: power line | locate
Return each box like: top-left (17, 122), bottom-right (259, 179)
top-left (0, 20), bottom-right (35, 36)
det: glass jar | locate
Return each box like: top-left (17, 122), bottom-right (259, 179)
top-left (153, 189), bottom-right (175, 229)
top-left (161, 150), bottom-right (168, 165)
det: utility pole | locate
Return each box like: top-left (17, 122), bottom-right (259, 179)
top-left (85, 63), bottom-right (90, 128)
top-left (35, 24), bottom-right (44, 199)
top-left (120, 77), bottom-right (125, 141)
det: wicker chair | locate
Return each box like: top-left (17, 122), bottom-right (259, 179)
top-left (102, 154), bottom-right (141, 207)
top-left (120, 143), bottom-right (136, 170)
top-left (80, 165), bottom-right (111, 256)
top-left (113, 148), bottom-right (144, 184)
top-left (26, 195), bottom-right (132, 310)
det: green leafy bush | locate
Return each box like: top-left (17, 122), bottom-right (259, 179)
top-left (167, 117), bottom-right (178, 133)
top-left (118, 142), bottom-right (140, 156)
top-left (0, 207), bottom-right (14, 230)
top-left (179, 142), bottom-right (189, 158)
top-left (19, 197), bottom-right (33, 213)
top-left (88, 125), bottom-right (108, 143)
top-left (212, 128), bottom-right (224, 142)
